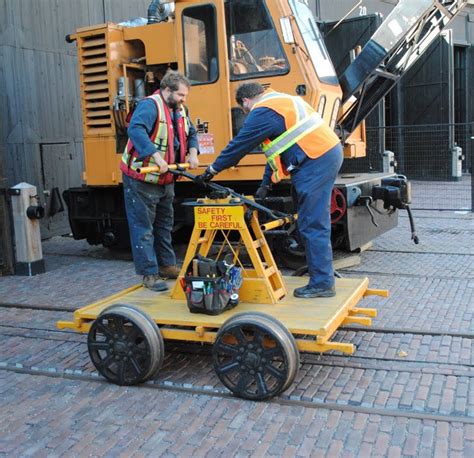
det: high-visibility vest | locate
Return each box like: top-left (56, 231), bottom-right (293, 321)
top-left (253, 91), bottom-right (340, 183)
top-left (120, 92), bottom-right (190, 185)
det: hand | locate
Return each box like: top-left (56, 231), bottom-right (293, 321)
top-left (152, 153), bottom-right (169, 173)
top-left (187, 148), bottom-right (199, 169)
top-left (255, 184), bottom-right (271, 200)
top-left (194, 167), bottom-right (215, 188)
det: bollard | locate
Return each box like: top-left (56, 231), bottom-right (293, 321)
top-left (10, 183), bottom-right (45, 276)
top-left (451, 145), bottom-right (463, 181)
top-left (383, 150), bottom-right (396, 174)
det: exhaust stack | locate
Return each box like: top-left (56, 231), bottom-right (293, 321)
top-left (147, 0), bottom-right (175, 24)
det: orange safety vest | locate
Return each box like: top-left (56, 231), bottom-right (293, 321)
top-left (120, 91), bottom-right (190, 185)
top-left (253, 91), bottom-right (340, 183)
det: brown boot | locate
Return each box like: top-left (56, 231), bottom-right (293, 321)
top-left (159, 265), bottom-right (181, 279)
top-left (143, 275), bottom-right (168, 292)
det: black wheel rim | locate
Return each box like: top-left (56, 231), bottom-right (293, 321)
top-left (213, 323), bottom-right (289, 400)
top-left (88, 312), bottom-right (154, 385)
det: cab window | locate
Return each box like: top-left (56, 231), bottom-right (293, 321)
top-left (225, 0), bottom-right (289, 80)
top-left (182, 5), bottom-right (218, 84)
top-left (289, 0), bottom-right (338, 85)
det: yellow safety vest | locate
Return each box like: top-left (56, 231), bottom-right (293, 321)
top-left (120, 92), bottom-right (190, 185)
top-left (253, 91), bottom-right (340, 183)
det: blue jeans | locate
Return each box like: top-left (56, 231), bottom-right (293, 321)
top-left (122, 173), bottom-right (176, 276)
top-left (291, 144), bottom-right (343, 288)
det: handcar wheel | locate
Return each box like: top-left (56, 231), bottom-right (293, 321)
top-left (212, 312), bottom-right (300, 400)
top-left (87, 304), bottom-right (164, 385)
top-left (110, 303), bottom-right (165, 377)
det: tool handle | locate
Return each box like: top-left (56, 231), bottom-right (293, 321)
top-left (260, 214), bottom-right (298, 231)
top-left (136, 163), bottom-right (190, 174)
top-left (192, 259), bottom-right (199, 276)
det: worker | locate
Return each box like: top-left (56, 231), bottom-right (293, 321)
top-left (120, 70), bottom-right (199, 291)
top-left (196, 83), bottom-right (343, 298)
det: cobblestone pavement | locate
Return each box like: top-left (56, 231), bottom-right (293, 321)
top-left (0, 209), bottom-right (473, 456)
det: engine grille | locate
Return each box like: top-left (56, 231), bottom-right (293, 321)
top-left (79, 33), bottom-right (112, 134)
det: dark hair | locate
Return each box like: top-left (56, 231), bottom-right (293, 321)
top-left (160, 70), bottom-right (191, 91)
top-left (235, 82), bottom-right (265, 106)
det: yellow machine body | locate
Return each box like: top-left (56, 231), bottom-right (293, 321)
top-left (66, 0), bottom-right (469, 251)
top-left (72, 0), bottom-right (363, 187)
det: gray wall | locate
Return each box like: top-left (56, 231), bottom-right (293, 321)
top-left (0, 0), bottom-right (150, 238)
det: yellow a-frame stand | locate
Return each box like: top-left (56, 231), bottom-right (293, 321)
top-left (171, 196), bottom-right (287, 304)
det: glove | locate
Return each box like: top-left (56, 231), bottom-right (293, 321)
top-left (254, 184), bottom-right (271, 200)
top-left (194, 166), bottom-right (216, 188)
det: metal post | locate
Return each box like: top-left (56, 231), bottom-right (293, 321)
top-left (0, 179), bottom-right (14, 275)
top-left (471, 129), bottom-right (474, 212)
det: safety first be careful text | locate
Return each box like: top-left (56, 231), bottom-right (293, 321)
top-left (196, 207), bottom-right (243, 229)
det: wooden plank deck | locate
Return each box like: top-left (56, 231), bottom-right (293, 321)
top-left (70, 276), bottom-right (370, 338)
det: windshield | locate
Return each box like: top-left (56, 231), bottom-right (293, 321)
top-left (289, 0), bottom-right (339, 85)
top-left (225, 0), bottom-right (289, 80)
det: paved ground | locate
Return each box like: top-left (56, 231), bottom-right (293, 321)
top-left (0, 208), bottom-right (473, 456)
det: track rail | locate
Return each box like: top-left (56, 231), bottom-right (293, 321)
top-left (1, 361), bottom-right (473, 425)
top-left (1, 324), bottom-right (473, 376)
top-left (2, 304), bottom-right (474, 340)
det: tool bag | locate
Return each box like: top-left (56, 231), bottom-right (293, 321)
top-left (181, 255), bottom-right (242, 315)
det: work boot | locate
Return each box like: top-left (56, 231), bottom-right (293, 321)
top-left (143, 275), bottom-right (168, 292)
top-left (293, 284), bottom-right (336, 298)
top-left (159, 265), bottom-right (180, 279)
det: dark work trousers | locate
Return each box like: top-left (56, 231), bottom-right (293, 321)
top-left (291, 143), bottom-right (343, 289)
top-left (122, 173), bottom-right (176, 276)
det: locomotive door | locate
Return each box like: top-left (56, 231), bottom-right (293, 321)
top-left (175, 1), bottom-right (232, 161)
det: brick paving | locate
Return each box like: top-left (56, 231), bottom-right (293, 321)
top-left (0, 208), bottom-right (473, 455)
top-left (1, 308), bottom-right (474, 420)
top-left (0, 371), bottom-right (473, 457)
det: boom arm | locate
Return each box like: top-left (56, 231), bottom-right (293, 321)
top-left (338, 0), bottom-right (470, 136)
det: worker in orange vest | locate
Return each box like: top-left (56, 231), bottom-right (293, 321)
top-left (196, 82), bottom-right (343, 298)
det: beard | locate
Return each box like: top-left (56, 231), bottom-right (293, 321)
top-left (164, 94), bottom-right (179, 109)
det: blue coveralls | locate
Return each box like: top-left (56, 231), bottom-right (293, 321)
top-left (123, 98), bottom-right (198, 276)
top-left (211, 107), bottom-right (343, 289)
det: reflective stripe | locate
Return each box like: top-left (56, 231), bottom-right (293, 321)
top-left (293, 97), bottom-right (306, 121)
top-left (263, 112), bottom-right (323, 159)
top-left (150, 95), bottom-right (168, 155)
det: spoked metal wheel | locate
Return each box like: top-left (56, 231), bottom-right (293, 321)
top-left (87, 304), bottom-right (164, 385)
top-left (212, 312), bottom-right (300, 400)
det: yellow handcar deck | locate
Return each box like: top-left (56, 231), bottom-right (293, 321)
top-left (58, 276), bottom-right (385, 355)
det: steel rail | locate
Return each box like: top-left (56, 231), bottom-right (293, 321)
top-left (1, 362), bottom-right (473, 425)
top-left (1, 329), bottom-right (473, 376)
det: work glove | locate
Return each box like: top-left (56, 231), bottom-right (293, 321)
top-left (254, 184), bottom-right (272, 200)
top-left (194, 166), bottom-right (216, 188)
